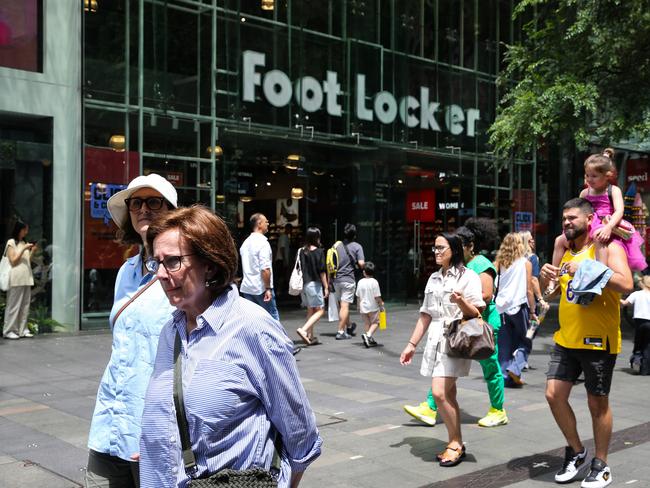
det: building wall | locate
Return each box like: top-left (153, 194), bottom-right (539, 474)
top-left (0, 0), bottom-right (82, 330)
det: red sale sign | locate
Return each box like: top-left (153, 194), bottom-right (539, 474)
top-left (406, 189), bottom-right (436, 222)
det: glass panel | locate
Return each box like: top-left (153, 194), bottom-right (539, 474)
top-left (477, 0), bottom-right (497, 74)
top-left (0, 0), bottom-right (42, 72)
top-left (438, 0), bottom-right (460, 66)
top-left (462, 0), bottom-right (474, 69)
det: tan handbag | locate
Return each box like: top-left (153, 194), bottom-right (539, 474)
top-left (446, 317), bottom-right (495, 360)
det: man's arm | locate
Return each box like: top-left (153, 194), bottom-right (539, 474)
top-left (605, 242), bottom-right (633, 294)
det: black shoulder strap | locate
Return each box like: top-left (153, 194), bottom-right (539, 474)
top-left (607, 184), bottom-right (614, 208)
top-left (493, 267), bottom-right (501, 300)
top-left (341, 242), bottom-right (359, 270)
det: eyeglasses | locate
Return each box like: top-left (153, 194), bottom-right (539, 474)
top-left (125, 196), bottom-right (166, 212)
top-left (433, 246), bottom-right (450, 253)
top-left (145, 254), bottom-right (195, 273)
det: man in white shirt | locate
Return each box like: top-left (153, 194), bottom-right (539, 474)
top-left (240, 213), bottom-right (280, 321)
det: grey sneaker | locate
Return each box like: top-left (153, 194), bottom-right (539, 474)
top-left (555, 446), bottom-right (588, 483)
top-left (581, 458), bottom-right (612, 488)
top-left (361, 333), bottom-right (370, 348)
top-left (336, 331), bottom-right (351, 340)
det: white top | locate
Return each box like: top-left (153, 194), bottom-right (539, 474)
top-left (5, 239), bottom-right (34, 287)
top-left (239, 232), bottom-right (273, 295)
top-left (355, 277), bottom-right (381, 313)
top-left (494, 257), bottom-right (528, 315)
top-left (419, 266), bottom-right (484, 377)
top-left (626, 290), bottom-right (650, 320)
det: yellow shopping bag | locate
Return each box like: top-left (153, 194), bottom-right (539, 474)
top-left (379, 310), bottom-right (387, 330)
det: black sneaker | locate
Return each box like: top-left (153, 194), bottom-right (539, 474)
top-left (554, 446), bottom-right (588, 483)
top-left (336, 331), bottom-right (351, 340)
top-left (361, 333), bottom-right (370, 348)
top-left (580, 458), bottom-right (611, 488)
top-left (367, 336), bottom-right (378, 347)
top-left (346, 322), bottom-right (357, 336)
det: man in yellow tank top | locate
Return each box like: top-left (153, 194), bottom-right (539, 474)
top-left (540, 198), bottom-right (633, 488)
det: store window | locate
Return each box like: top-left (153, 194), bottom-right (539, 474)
top-left (0, 0), bottom-right (42, 72)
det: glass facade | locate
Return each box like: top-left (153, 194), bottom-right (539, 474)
top-left (81, 0), bottom-right (538, 321)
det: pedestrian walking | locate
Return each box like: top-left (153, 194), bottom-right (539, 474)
top-left (239, 213), bottom-right (279, 321)
top-left (140, 205), bottom-right (322, 488)
top-left (295, 227), bottom-right (329, 346)
top-left (332, 223), bottom-right (365, 340)
top-left (400, 233), bottom-right (484, 467)
top-left (494, 232), bottom-right (537, 387)
top-left (355, 261), bottom-right (384, 348)
top-left (540, 197), bottom-right (633, 487)
top-left (404, 218), bottom-right (507, 427)
top-left (620, 275), bottom-right (650, 375)
top-left (86, 173), bottom-right (177, 487)
top-left (2, 220), bottom-right (36, 340)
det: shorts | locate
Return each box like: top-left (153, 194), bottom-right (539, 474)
top-left (334, 281), bottom-right (356, 303)
top-left (301, 281), bottom-right (324, 308)
top-left (546, 343), bottom-right (617, 396)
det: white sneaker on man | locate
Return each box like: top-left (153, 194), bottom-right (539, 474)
top-left (21, 331), bottom-right (34, 338)
top-left (555, 446), bottom-right (588, 483)
top-left (4, 332), bottom-right (19, 340)
top-left (581, 458), bottom-right (612, 488)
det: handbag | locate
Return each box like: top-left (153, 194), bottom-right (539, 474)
top-left (445, 317), bottom-right (495, 360)
top-left (0, 242), bottom-right (11, 292)
top-left (288, 249), bottom-right (303, 296)
top-left (173, 333), bottom-right (280, 488)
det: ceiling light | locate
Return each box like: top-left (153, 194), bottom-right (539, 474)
top-left (84, 0), bottom-right (98, 13)
top-left (108, 134), bottom-right (126, 152)
top-left (239, 196), bottom-right (253, 203)
top-left (206, 145), bottom-right (223, 156)
top-left (291, 187), bottom-right (304, 199)
top-left (261, 0), bottom-right (275, 10)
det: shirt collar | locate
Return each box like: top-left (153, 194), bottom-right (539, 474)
top-left (171, 283), bottom-right (238, 336)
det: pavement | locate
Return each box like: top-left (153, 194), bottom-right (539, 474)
top-left (1, 302), bottom-right (649, 488)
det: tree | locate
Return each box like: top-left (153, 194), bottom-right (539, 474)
top-left (489, 0), bottom-right (650, 163)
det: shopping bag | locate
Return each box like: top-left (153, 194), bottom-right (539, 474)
top-left (0, 243), bottom-right (10, 292)
top-left (327, 295), bottom-right (339, 322)
top-left (379, 310), bottom-right (387, 330)
top-left (288, 251), bottom-right (303, 296)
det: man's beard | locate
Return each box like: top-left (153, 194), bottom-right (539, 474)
top-left (564, 225), bottom-right (586, 241)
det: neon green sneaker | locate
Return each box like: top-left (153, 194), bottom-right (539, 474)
top-left (478, 407), bottom-right (508, 427)
top-left (403, 402), bottom-right (437, 426)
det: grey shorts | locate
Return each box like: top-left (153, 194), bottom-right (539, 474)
top-left (334, 281), bottom-right (356, 303)
top-left (546, 344), bottom-right (617, 396)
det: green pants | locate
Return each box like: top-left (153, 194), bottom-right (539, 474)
top-left (427, 332), bottom-right (504, 411)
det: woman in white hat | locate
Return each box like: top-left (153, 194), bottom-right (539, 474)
top-left (85, 173), bottom-right (178, 488)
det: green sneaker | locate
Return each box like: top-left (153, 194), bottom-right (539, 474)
top-left (478, 407), bottom-right (508, 427)
top-left (403, 402), bottom-right (437, 426)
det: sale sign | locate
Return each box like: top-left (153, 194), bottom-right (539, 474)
top-left (406, 189), bottom-right (436, 222)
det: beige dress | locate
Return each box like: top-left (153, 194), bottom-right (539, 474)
top-left (419, 266), bottom-right (484, 378)
top-left (6, 239), bottom-right (34, 287)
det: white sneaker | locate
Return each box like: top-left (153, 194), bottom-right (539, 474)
top-left (4, 331), bottom-right (20, 340)
top-left (581, 458), bottom-right (612, 488)
top-left (21, 331), bottom-right (34, 338)
top-left (555, 446), bottom-right (588, 483)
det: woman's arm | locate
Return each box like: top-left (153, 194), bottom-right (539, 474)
top-left (400, 312), bottom-right (433, 365)
top-left (478, 271), bottom-right (494, 306)
top-left (525, 260), bottom-right (536, 318)
top-left (320, 271), bottom-right (329, 298)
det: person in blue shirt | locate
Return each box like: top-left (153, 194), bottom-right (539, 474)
top-left (140, 205), bottom-right (322, 488)
top-left (85, 174), bottom-right (178, 488)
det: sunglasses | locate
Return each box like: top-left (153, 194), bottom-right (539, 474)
top-left (125, 196), bottom-right (166, 212)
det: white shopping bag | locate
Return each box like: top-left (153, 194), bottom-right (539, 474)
top-left (327, 295), bottom-right (339, 322)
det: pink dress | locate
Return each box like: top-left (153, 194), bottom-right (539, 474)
top-left (585, 192), bottom-right (648, 271)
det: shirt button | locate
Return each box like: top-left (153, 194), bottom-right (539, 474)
top-left (169, 435), bottom-right (175, 443)
top-left (172, 467), bottom-right (178, 474)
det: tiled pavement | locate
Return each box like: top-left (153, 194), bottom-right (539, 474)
top-left (0, 303), bottom-right (648, 487)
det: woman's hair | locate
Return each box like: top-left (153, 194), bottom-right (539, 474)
top-left (584, 148), bottom-right (617, 184)
top-left (303, 227), bottom-right (322, 249)
top-left (146, 205), bottom-right (239, 297)
top-left (495, 232), bottom-right (526, 270)
top-left (116, 199), bottom-right (172, 246)
top-left (456, 218), bottom-right (498, 252)
top-left (11, 220), bottom-right (28, 242)
top-left (438, 232), bottom-right (465, 270)
top-left (519, 231), bottom-right (533, 257)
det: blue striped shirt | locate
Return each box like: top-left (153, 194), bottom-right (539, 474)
top-left (88, 253), bottom-right (176, 461)
top-left (139, 284), bottom-right (322, 488)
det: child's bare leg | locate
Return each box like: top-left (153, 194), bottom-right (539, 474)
top-left (362, 313), bottom-right (372, 333)
top-left (595, 241), bottom-right (609, 266)
top-left (367, 321), bottom-right (380, 337)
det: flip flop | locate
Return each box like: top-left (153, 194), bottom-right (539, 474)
top-left (296, 328), bottom-right (312, 346)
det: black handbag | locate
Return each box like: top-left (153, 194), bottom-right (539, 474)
top-left (445, 317), bottom-right (496, 360)
top-left (173, 333), bottom-right (280, 488)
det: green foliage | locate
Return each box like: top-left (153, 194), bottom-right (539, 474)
top-left (489, 0), bottom-right (650, 162)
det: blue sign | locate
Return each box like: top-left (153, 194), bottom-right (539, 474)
top-left (90, 183), bottom-right (126, 223)
top-left (514, 211), bottom-right (533, 232)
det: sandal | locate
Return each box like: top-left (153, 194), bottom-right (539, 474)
top-left (436, 443), bottom-right (465, 461)
top-left (296, 328), bottom-right (312, 346)
top-left (438, 444), bottom-right (466, 467)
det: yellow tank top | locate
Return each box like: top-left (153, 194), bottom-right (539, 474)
top-left (554, 244), bottom-right (621, 353)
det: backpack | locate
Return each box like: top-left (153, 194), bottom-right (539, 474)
top-left (326, 241), bottom-right (342, 278)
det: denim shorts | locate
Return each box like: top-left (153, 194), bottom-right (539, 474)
top-left (546, 343), bottom-right (617, 396)
top-left (302, 281), bottom-right (324, 308)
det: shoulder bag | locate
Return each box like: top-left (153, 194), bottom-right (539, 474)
top-left (288, 249), bottom-right (303, 296)
top-left (111, 276), bottom-right (159, 326)
top-left (446, 317), bottom-right (495, 361)
top-left (0, 242), bottom-right (12, 292)
top-left (174, 332), bottom-right (280, 488)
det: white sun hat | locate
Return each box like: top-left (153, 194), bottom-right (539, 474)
top-left (107, 173), bottom-right (178, 229)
